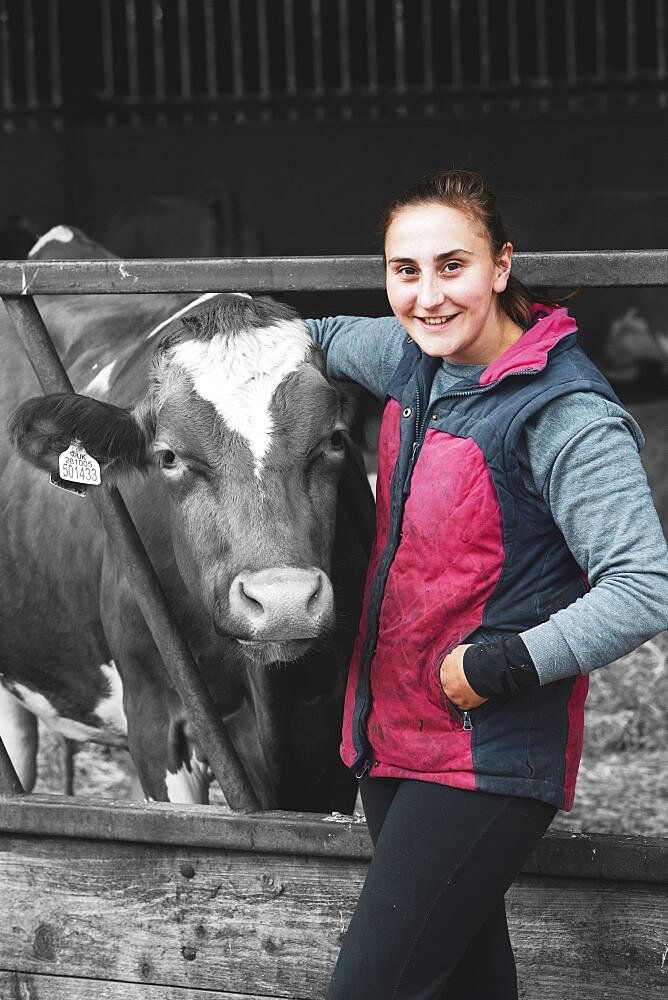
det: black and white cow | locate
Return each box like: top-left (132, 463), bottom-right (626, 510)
top-left (0, 226), bottom-right (373, 811)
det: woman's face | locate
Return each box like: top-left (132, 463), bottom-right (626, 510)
top-left (385, 202), bottom-right (520, 364)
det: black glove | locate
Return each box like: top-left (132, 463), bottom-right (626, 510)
top-left (463, 635), bottom-right (539, 700)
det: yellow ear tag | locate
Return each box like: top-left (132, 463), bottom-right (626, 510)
top-left (58, 439), bottom-right (102, 486)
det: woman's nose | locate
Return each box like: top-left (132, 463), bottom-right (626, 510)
top-left (416, 276), bottom-right (445, 311)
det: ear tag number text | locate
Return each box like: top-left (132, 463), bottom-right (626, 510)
top-left (58, 440), bottom-right (102, 486)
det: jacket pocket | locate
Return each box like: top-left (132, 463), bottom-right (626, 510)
top-left (424, 644), bottom-right (455, 713)
top-left (425, 644), bottom-right (477, 731)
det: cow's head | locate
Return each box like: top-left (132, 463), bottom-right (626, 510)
top-left (9, 295), bottom-right (359, 666)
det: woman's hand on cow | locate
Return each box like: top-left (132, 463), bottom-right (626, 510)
top-left (439, 645), bottom-right (489, 710)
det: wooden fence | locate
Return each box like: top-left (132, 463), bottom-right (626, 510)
top-left (0, 252), bottom-right (666, 998)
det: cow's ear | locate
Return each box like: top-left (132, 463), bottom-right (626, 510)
top-left (8, 393), bottom-right (151, 479)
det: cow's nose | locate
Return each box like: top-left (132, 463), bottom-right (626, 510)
top-left (228, 567), bottom-right (334, 640)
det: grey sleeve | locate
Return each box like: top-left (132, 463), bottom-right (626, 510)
top-left (518, 393), bottom-right (668, 684)
top-left (306, 316), bottom-right (407, 400)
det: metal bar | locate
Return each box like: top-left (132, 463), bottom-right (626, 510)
top-left (284, 0), bottom-right (297, 95)
top-left (626, 0), bottom-right (637, 79)
top-left (0, 738), bottom-right (24, 795)
top-left (203, 0), bottom-right (218, 122)
top-left (177, 0), bottom-right (191, 100)
top-left (100, 0), bottom-right (114, 97)
top-left (564, 0), bottom-right (577, 85)
top-left (230, 0), bottom-right (245, 121)
top-left (420, 0), bottom-right (433, 92)
top-left (366, 0), bottom-right (378, 95)
top-left (658, 0), bottom-right (667, 78)
top-left (1, 295), bottom-right (260, 813)
top-left (507, 0), bottom-right (519, 87)
top-left (2, 252), bottom-right (668, 294)
top-left (125, 0), bottom-right (140, 124)
top-left (595, 0), bottom-right (607, 80)
top-left (23, 0), bottom-right (37, 109)
top-left (48, 0), bottom-right (63, 122)
top-left (311, 0), bottom-right (324, 95)
top-left (535, 0), bottom-right (549, 87)
top-left (338, 0), bottom-right (351, 94)
top-left (257, 0), bottom-right (270, 98)
top-left (151, 0), bottom-right (166, 125)
top-left (99, 0), bottom-right (115, 127)
top-left (478, 0), bottom-right (490, 89)
top-left (449, 0), bottom-right (462, 90)
top-left (393, 0), bottom-right (406, 95)
top-left (0, 0), bottom-right (13, 114)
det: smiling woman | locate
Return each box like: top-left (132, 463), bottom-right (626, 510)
top-left (305, 168), bottom-right (668, 1000)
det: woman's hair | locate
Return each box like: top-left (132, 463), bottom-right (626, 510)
top-left (381, 169), bottom-right (535, 330)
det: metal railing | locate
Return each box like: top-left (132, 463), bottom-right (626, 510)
top-left (2, 0), bottom-right (668, 130)
top-left (0, 249), bottom-right (666, 808)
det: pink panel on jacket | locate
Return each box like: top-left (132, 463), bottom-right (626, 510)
top-left (341, 402), bottom-right (506, 790)
top-left (563, 674), bottom-right (589, 810)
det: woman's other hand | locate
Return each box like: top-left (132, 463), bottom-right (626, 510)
top-left (439, 645), bottom-right (489, 709)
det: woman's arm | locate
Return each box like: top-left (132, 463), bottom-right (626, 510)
top-left (307, 315), bottom-right (407, 399)
top-left (520, 393), bottom-right (668, 683)
top-left (446, 393), bottom-right (668, 704)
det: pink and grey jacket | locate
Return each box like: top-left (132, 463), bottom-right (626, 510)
top-left (337, 306), bottom-right (627, 810)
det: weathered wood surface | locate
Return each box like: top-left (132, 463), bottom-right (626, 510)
top-left (1, 794), bottom-right (666, 881)
top-left (1, 250), bottom-right (667, 295)
top-left (0, 973), bottom-right (277, 1000)
top-left (0, 799), bottom-right (666, 999)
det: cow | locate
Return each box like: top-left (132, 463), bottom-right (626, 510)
top-left (0, 226), bottom-right (374, 812)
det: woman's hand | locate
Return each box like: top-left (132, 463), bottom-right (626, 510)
top-left (439, 645), bottom-right (489, 710)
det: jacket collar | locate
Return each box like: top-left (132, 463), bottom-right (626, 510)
top-left (478, 304), bottom-right (578, 387)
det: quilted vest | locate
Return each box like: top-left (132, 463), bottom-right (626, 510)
top-left (341, 306), bottom-right (623, 810)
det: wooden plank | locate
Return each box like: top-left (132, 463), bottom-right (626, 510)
top-left (0, 972), bottom-right (278, 1000)
top-left (0, 832), bottom-right (665, 998)
top-left (1, 251), bottom-right (668, 295)
top-left (0, 795), bottom-right (666, 883)
top-left (0, 833), bottom-right (353, 996)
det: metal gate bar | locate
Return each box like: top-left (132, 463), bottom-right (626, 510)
top-left (1, 251), bottom-right (668, 297)
top-left (0, 295), bottom-right (260, 811)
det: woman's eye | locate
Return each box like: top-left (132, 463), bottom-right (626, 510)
top-left (443, 261), bottom-right (461, 273)
top-left (398, 266), bottom-right (418, 276)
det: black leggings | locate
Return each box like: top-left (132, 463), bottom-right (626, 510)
top-left (326, 777), bottom-right (556, 1000)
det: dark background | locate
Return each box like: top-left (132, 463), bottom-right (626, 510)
top-left (1, 0), bottom-right (667, 379)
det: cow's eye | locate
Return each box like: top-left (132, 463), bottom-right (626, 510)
top-left (159, 449), bottom-right (178, 469)
top-left (329, 430), bottom-right (346, 451)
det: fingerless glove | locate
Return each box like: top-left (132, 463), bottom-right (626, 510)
top-left (463, 635), bottom-right (539, 699)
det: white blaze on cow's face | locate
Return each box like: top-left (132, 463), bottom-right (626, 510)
top-left (168, 319), bottom-right (312, 477)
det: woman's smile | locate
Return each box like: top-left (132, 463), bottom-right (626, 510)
top-left (417, 313), bottom-right (460, 328)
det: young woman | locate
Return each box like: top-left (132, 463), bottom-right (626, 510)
top-left (306, 170), bottom-right (668, 1000)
